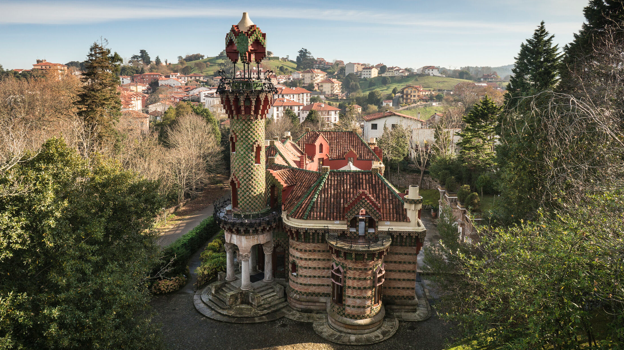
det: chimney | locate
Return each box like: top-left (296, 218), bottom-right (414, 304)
top-left (283, 131), bottom-right (292, 141)
top-left (268, 156), bottom-right (276, 164)
top-left (368, 137), bottom-right (377, 147)
top-left (273, 136), bottom-right (280, 141)
top-left (321, 166), bottom-right (330, 174)
top-left (305, 127), bottom-right (311, 133)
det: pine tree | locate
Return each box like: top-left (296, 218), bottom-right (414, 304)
top-left (458, 95), bottom-right (500, 175)
top-left (76, 40), bottom-right (122, 144)
top-left (560, 0), bottom-right (624, 90)
top-left (505, 22), bottom-right (561, 109)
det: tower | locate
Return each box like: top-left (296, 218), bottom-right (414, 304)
top-left (219, 12), bottom-right (275, 214)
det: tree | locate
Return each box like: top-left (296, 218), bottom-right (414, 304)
top-left (411, 134), bottom-right (432, 187)
top-left (457, 95), bottom-right (500, 178)
top-left (458, 70), bottom-right (473, 80)
top-left (296, 48), bottom-right (314, 70)
top-left (139, 49), bottom-right (150, 65)
top-left (182, 66), bottom-right (192, 75)
top-left (0, 138), bottom-right (166, 350)
top-left (183, 54), bottom-right (205, 62)
top-left (392, 87), bottom-right (398, 95)
top-left (377, 123), bottom-right (409, 175)
top-left (560, 0), bottom-right (624, 90)
top-left (381, 76), bottom-right (390, 85)
top-left (304, 110), bottom-right (319, 125)
top-left (284, 108), bottom-right (300, 126)
top-left (76, 40), bottom-right (122, 145)
top-left (505, 22), bottom-right (561, 109)
top-left (195, 61), bottom-right (206, 73)
top-left (435, 93), bottom-right (444, 102)
top-left (155, 56), bottom-right (162, 66)
top-left (379, 65), bottom-right (387, 74)
top-left (426, 191), bottom-right (624, 348)
top-left (335, 105), bottom-right (358, 131)
top-left (367, 90), bottom-right (383, 106)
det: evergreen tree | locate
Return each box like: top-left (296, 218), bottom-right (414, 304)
top-left (457, 95), bottom-right (500, 177)
top-left (139, 49), bottom-right (151, 65)
top-left (155, 56), bottom-right (162, 66)
top-left (505, 21), bottom-right (561, 109)
top-left (560, 0), bottom-right (624, 90)
top-left (76, 40), bottom-right (122, 144)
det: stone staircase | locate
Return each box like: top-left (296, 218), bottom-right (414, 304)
top-left (201, 280), bottom-right (288, 318)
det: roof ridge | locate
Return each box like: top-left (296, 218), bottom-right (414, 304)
top-left (375, 173), bottom-right (404, 204)
top-left (270, 144), bottom-right (297, 167)
top-left (355, 132), bottom-right (382, 162)
top-left (303, 171), bottom-right (329, 220)
top-left (289, 172), bottom-right (325, 216)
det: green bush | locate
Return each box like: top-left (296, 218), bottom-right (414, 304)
top-left (196, 233), bottom-right (227, 287)
top-left (445, 176), bottom-right (458, 192)
top-left (154, 216), bottom-right (221, 278)
top-left (437, 170), bottom-right (451, 185)
top-left (465, 192), bottom-right (480, 211)
top-left (457, 185), bottom-right (471, 204)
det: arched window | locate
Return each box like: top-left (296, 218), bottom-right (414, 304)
top-left (373, 264), bottom-right (385, 305)
top-left (255, 144), bottom-right (261, 164)
top-left (319, 143), bottom-right (324, 153)
top-left (331, 263), bottom-right (344, 305)
top-left (230, 178), bottom-right (238, 209)
top-left (290, 261), bottom-right (297, 276)
top-left (229, 134), bottom-right (236, 153)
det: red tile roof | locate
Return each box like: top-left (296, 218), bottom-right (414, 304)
top-left (276, 87), bottom-right (311, 95)
top-left (271, 166), bottom-right (409, 222)
top-left (301, 102), bottom-right (340, 112)
top-left (362, 110), bottom-right (425, 122)
top-left (272, 98), bottom-right (303, 107)
top-left (296, 130), bottom-right (381, 161)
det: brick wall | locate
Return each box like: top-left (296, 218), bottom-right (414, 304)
top-left (288, 239), bottom-right (332, 302)
top-left (332, 255), bottom-right (383, 319)
top-left (383, 245), bottom-right (418, 300)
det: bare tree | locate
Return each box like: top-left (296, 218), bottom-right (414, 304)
top-left (266, 116), bottom-right (294, 140)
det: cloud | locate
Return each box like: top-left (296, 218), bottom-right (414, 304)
top-left (0, 1), bottom-right (582, 35)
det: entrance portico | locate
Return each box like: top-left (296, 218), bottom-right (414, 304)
top-left (224, 230), bottom-right (274, 290)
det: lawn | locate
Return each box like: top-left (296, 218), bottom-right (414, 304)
top-left (420, 189), bottom-right (439, 206)
top-left (398, 105), bottom-right (445, 120)
top-left (360, 75), bottom-right (473, 95)
top-left (171, 56), bottom-right (298, 76)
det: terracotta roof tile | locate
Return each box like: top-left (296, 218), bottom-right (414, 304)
top-left (362, 110), bottom-right (425, 122)
top-left (296, 131), bottom-right (380, 161)
top-left (301, 103), bottom-right (340, 112)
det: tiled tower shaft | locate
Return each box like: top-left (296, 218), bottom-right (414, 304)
top-left (230, 117), bottom-right (266, 213)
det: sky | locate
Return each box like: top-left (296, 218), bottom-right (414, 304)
top-left (0, 0), bottom-right (589, 71)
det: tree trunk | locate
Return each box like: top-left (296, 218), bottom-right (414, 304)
top-left (418, 168), bottom-right (425, 188)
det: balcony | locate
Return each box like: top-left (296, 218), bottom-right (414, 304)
top-left (213, 196), bottom-right (282, 235)
top-left (326, 232), bottom-right (392, 253)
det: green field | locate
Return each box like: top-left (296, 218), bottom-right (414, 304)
top-left (360, 75), bottom-right (472, 95)
top-left (172, 56), bottom-right (298, 76)
top-left (398, 105), bottom-right (445, 120)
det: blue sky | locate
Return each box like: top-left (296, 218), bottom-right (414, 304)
top-left (0, 0), bottom-right (588, 70)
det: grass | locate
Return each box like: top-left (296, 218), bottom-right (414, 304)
top-left (398, 105), bottom-right (445, 120)
top-left (420, 189), bottom-right (439, 206)
top-left (480, 195), bottom-right (497, 213)
top-left (360, 75), bottom-right (473, 95)
top-left (171, 56), bottom-right (298, 76)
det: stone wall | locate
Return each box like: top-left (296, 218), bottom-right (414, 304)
top-left (387, 173), bottom-right (437, 190)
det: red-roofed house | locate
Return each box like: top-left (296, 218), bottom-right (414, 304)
top-left (300, 102), bottom-right (341, 125)
top-left (301, 69), bottom-right (327, 86)
top-left (119, 110), bottom-right (150, 134)
top-left (361, 67), bottom-right (378, 79)
top-left (269, 98), bottom-right (304, 120)
top-left (318, 79), bottom-right (342, 96)
top-left (31, 60), bottom-right (67, 78)
top-left (274, 86), bottom-right (311, 106)
top-left (133, 73), bottom-right (163, 84)
top-left (159, 77), bottom-right (183, 87)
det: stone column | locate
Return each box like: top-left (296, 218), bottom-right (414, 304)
top-left (224, 243), bottom-right (237, 282)
top-left (240, 252), bottom-right (252, 290)
top-left (250, 245), bottom-right (259, 274)
top-left (263, 241), bottom-right (274, 282)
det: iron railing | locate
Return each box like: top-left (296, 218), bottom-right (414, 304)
top-left (326, 232), bottom-right (391, 251)
top-left (213, 195), bottom-right (282, 229)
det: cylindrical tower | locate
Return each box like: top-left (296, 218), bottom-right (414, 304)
top-left (218, 12), bottom-right (275, 214)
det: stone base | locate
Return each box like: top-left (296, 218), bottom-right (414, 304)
top-left (287, 295), bottom-right (327, 311)
top-left (327, 304), bottom-right (385, 335)
top-left (313, 314), bottom-right (398, 345)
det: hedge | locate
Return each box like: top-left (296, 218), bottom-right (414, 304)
top-left (156, 216), bottom-right (221, 277)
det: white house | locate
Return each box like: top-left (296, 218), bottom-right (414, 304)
top-left (301, 69), bottom-right (327, 85)
top-left (158, 78), bottom-right (183, 87)
top-left (292, 71), bottom-right (302, 80)
top-left (200, 90), bottom-right (226, 118)
top-left (269, 98), bottom-right (304, 120)
top-left (120, 75), bottom-right (132, 85)
top-left (345, 63), bottom-right (363, 76)
top-left (361, 67), bottom-right (378, 79)
top-left (382, 100), bottom-right (393, 107)
top-left (418, 66), bottom-right (443, 76)
top-left (274, 86), bottom-right (311, 106)
top-left (300, 102), bottom-right (340, 125)
top-left (318, 79), bottom-right (342, 96)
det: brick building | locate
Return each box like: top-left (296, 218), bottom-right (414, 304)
top-left (198, 12), bottom-right (427, 340)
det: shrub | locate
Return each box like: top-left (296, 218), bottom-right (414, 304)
top-left (476, 172), bottom-right (496, 195)
top-left (153, 216), bottom-right (221, 279)
top-left (445, 176), bottom-right (458, 192)
top-left (196, 233), bottom-right (227, 287)
top-left (151, 276), bottom-right (188, 294)
top-left (437, 170), bottom-right (451, 185)
top-left (457, 185), bottom-right (471, 204)
top-left (465, 192), bottom-right (480, 211)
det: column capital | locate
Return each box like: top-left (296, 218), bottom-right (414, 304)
top-left (239, 252), bottom-right (251, 261)
top-left (224, 243), bottom-right (236, 253)
top-left (262, 241), bottom-right (274, 255)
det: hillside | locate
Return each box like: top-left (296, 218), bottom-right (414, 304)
top-left (359, 75), bottom-right (472, 95)
top-left (171, 56), bottom-right (298, 76)
top-left (397, 105), bottom-right (445, 120)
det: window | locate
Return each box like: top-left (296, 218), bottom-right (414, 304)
top-left (230, 178), bottom-right (238, 209)
top-left (229, 135), bottom-right (236, 153)
top-left (373, 265), bottom-right (385, 305)
top-left (371, 123), bottom-right (378, 130)
top-left (255, 145), bottom-right (261, 164)
top-left (331, 264), bottom-right (344, 305)
top-left (348, 157), bottom-right (354, 163)
top-left (319, 143), bottom-right (324, 153)
top-left (291, 261), bottom-right (297, 276)
top-left (391, 124), bottom-right (397, 129)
